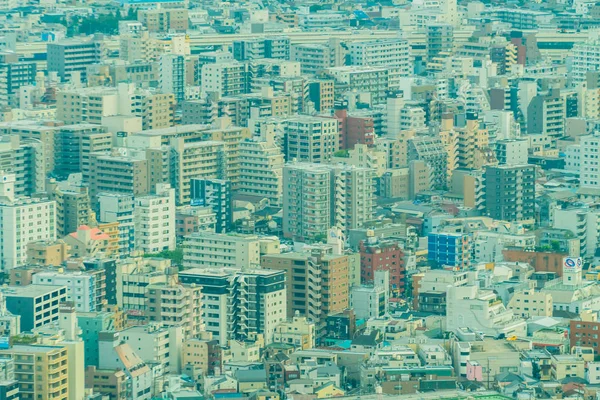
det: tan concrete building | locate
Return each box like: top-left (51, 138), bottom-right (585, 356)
top-left (138, 8), bottom-right (189, 32)
top-left (26, 240), bottom-right (70, 266)
top-left (261, 248), bottom-right (349, 337)
top-left (0, 344), bottom-right (69, 400)
top-left (508, 289), bottom-right (553, 318)
top-left (273, 315), bottom-right (316, 350)
top-left (146, 282), bottom-right (204, 339)
top-left (88, 150), bottom-right (149, 203)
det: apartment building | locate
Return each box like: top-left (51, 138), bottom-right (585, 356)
top-left (407, 136), bottom-right (449, 190)
top-left (159, 54), bottom-right (186, 103)
top-left (359, 238), bottom-right (405, 294)
top-left (0, 135), bottom-right (45, 198)
top-left (483, 164), bottom-right (536, 223)
top-left (0, 53), bottom-right (36, 107)
top-left (183, 232), bottom-right (261, 269)
top-left (47, 40), bottom-right (104, 81)
top-left (0, 345), bottom-right (69, 400)
top-left (146, 282), bottom-right (204, 339)
top-left (282, 163), bottom-right (333, 241)
top-left (97, 193), bottom-right (135, 258)
top-left (32, 270), bottom-right (105, 313)
top-left (201, 62), bottom-right (248, 97)
top-left (133, 184), bottom-right (176, 254)
top-left (284, 116), bottom-right (339, 163)
top-left (0, 174), bottom-right (57, 271)
top-left (261, 247), bottom-right (349, 337)
top-left (179, 267), bottom-right (286, 345)
top-left (233, 37), bottom-right (291, 61)
top-left (56, 84), bottom-right (175, 129)
top-left (325, 66), bottom-right (392, 105)
top-left (190, 179), bottom-right (231, 233)
top-left (291, 39), bottom-right (346, 75)
top-left (572, 40), bottom-right (600, 85)
top-left (138, 8), bottom-right (189, 32)
top-left (238, 132), bottom-right (285, 207)
top-left (508, 290), bottom-right (553, 318)
top-left (349, 38), bottom-right (411, 75)
top-left (88, 150), bottom-right (149, 202)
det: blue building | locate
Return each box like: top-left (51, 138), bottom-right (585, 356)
top-left (427, 232), bottom-right (471, 269)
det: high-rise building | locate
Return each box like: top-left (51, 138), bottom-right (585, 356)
top-left (349, 39), bottom-right (411, 75)
top-left (283, 163), bottom-right (332, 241)
top-left (261, 247), bottom-right (349, 338)
top-left (426, 23), bottom-right (454, 61)
top-left (283, 163), bottom-right (375, 240)
top-left (138, 8), bottom-right (188, 32)
top-left (97, 193), bottom-right (135, 258)
top-left (88, 150), bottom-right (149, 202)
top-left (183, 232), bottom-right (261, 269)
top-left (238, 129), bottom-right (284, 206)
top-left (0, 173), bottom-right (56, 271)
top-left (201, 62), bottom-right (248, 97)
top-left (291, 39), bottom-right (347, 75)
top-left (133, 184), bottom-right (176, 254)
top-left (0, 135), bottom-right (45, 198)
top-left (159, 54), bottom-right (186, 103)
top-left (47, 40), bottom-right (104, 82)
top-left (0, 344), bottom-right (69, 400)
top-left (146, 282), bottom-right (204, 339)
top-left (53, 125), bottom-right (112, 180)
top-left (32, 270), bottom-right (105, 312)
top-left (233, 37), bottom-right (291, 61)
top-left (484, 164), bottom-right (536, 223)
top-left (0, 53), bottom-right (36, 107)
top-left (190, 179), bottom-right (231, 233)
top-left (47, 181), bottom-right (95, 237)
top-left (427, 232), bottom-right (472, 270)
top-left (359, 238), bottom-right (405, 295)
top-left (407, 136), bottom-right (449, 190)
top-left (573, 40), bottom-right (600, 85)
top-left (179, 267), bottom-right (286, 345)
top-left (284, 116), bottom-right (339, 163)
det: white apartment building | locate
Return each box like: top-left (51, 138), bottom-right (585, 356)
top-left (183, 231), bottom-right (261, 269)
top-left (201, 62), bottom-right (247, 97)
top-left (349, 38), bottom-right (411, 76)
top-left (133, 184), bottom-right (176, 254)
top-left (97, 192), bottom-right (135, 258)
top-left (284, 116), bottom-right (339, 163)
top-left (32, 271), bottom-right (99, 312)
top-left (572, 41), bottom-right (600, 85)
top-left (0, 173), bottom-right (56, 271)
top-left (332, 165), bottom-right (376, 233)
top-left (159, 54), bottom-right (186, 103)
top-left (579, 134), bottom-right (600, 189)
top-left (238, 131), bottom-right (284, 206)
top-left (283, 163), bottom-right (333, 241)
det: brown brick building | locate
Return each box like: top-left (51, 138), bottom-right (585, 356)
top-left (570, 319), bottom-right (600, 353)
top-left (360, 239), bottom-right (405, 295)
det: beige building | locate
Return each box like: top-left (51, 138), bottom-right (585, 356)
top-left (56, 84), bottom-right (175, 130)
top-left (273, 315), bottom-right (316, 350)
top-left (0, 344), bottom-right (69, 400)
top-left (261, 247), bottom-right (349, 337)
top-left (551, 355), bottom-right (585, 380)
top-left (26, 240), bottom-right (70, 266)
top-left (284, 116), bottom-right (339, 163)
top-left (146, 282), bottom-right (204, 339)
top-left (238, 128), bottom-right (284, 206)
top-left (88, 150), bottom-right (149, 203)
top-left (183, 232), bottom-right (261, 269)
top-left (138, 8), bottom-right (189, 32)
top-left (508, 290), bottom-right (553, 318)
